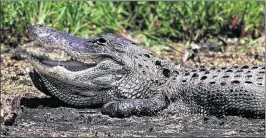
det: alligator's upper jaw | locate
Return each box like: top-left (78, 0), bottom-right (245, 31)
top-left (29, 24), bottom-right (101, 59)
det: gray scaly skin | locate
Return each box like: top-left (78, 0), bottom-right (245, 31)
top-left (27, 24), bottom-right (265, 118)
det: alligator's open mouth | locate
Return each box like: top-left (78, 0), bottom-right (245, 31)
top-left (28, 53), bottom-right (101, 72)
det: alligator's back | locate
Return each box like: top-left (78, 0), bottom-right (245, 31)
top-left (171, 65), bottom-right (265, 118)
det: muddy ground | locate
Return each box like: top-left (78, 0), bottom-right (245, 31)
top-left (0, 38), bottom-right (265, 137)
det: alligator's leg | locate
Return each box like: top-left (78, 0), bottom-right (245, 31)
top-left (101, 94), bottom-right (169, 117)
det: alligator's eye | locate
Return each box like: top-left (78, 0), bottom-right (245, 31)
top-left (97, 38), bottom-right (107, 44)
top-left (38, 24), bottom-right (44, 27)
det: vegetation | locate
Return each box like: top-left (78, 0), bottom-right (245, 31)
top-left (1, 1), bottom-right (264, 47)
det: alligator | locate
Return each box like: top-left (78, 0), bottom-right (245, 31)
top-left (26, 24), bottom-right (265, 119)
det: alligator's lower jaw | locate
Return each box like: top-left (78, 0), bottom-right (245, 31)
top-left (28, 53), bottom-right (97, 72)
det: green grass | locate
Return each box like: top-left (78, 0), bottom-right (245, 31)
top-left (1, 1), bottom-right (264, 47)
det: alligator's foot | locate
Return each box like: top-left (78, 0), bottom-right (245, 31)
top-left (101, 99), bottom-right (167, 117)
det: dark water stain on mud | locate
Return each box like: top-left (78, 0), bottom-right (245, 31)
top-left (1, 97), bottom-right (265, 137)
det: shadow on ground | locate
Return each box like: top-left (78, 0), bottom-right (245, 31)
top-left (1, 96), bottom-right (265, 137)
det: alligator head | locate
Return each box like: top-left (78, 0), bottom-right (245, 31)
top-left (28, 24), bottom-right (171, 107)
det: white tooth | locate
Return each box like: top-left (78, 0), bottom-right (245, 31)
top-left (43, 53), bottom-right (49, 59)
top-left (60, 51), bottom-right (65, 58)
